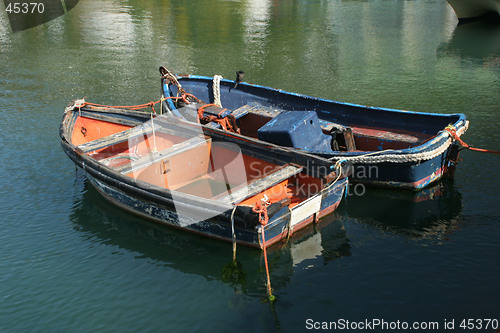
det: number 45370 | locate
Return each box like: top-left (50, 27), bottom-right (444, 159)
top-left (5, 2), bottom-right (45, 14)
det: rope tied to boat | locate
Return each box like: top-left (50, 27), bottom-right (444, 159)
top-left (252, 199), bottom-right (269, 226)
top-left (213, 75), bottom-right (223, 107)
top-left (443, 125), bottom-right (500, 154)
top-left (159, 67), bottom-right (241, 132)
top-left (160, 66), bottom-right (205, 104)
top-left (67, 96), bottom-right (196, 116)
top-left (83, 100), bottom-right (162, 113)
top-left (197, 104), bottom-right (240, 134)
top-left (328, 159), bottom-right (347, 187)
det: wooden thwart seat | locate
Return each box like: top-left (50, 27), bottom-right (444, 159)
top-left (216, 164), bottom-right (303, 204)
top-left (232, 104), bottom-right (263, 119)
top-left (244, 105), bottom-right (422, 144)
top-left (77, 123), bottom-right (161, 153)
top-left (117, 136), bottom-right (210, 174)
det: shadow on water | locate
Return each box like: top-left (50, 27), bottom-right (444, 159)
top-left (342, 179), bottom-right (463, 240)
top-left (69, 171), bottom-right (350, 296)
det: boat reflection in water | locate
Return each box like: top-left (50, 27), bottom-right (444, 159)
top-left (70, 177), bottom-right (350, 294)
top-left (439, 19), bottom-right (500, 63)
top-left (446, 0), bottom-right (500, 22)
top-left (343, 179), bottom-right (463, 240)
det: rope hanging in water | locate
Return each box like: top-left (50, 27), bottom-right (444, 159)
top-left (444, 126), bottom-right (500, 154)
top-left (253, 200), bottom-right (276, 302)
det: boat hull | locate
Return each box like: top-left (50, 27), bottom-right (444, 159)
top-left (447, 0), bottom-right (500, 21)
top-left (347, 144), bottom-right (460, 189)
top-left (60, 105), bottom-right (348, 249)
top-left (83, 165), bottom-right (347, 248)
top-left (161, 75), bottom-right (468, 190)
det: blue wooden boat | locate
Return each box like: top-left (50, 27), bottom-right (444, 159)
top-left (60, 100), bottom-right (348, 249)
top-left (160, 67), bottom-right (469, 190)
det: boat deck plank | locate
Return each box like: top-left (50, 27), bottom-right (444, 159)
top-left (117, 136), bottom-right (210, 174)
top-left (78, 123), bottom-right (160, 153)
top-left (244, 104), bottom-right (429, 144)
top-left (217, 164), bottom-right (303, 204)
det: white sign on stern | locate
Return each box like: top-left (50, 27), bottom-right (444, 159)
top-left (290, 194), bottom-right (322, 227)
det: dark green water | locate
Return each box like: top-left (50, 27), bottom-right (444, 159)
top-left (1, 1), bottom-right (499, 332)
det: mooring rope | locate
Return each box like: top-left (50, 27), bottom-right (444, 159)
top-left (253, 200), bottom-right (275, 302)
top-left (443, 125), bottom-right (500, 154)
top-left (160, 66), bottom-right (205, 105)
top-left (84, 100), bottom-right (161, 112)
top-left (66, 97), bottom-right (189, 115)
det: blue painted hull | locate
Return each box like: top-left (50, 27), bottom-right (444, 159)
top-left (161, 74), bottom-right (469, 189)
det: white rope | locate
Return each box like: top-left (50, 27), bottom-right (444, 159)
top-left (330, 125), bottom-right (467, 164)
top-left (159, 96), bottom-right (165, 115)
top-left (213, 75), bottom-right (223, 107)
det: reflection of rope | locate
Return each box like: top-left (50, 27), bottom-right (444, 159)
top-left (213, 75), bottom-right (223, 107)
top-left (230, 206), bottom-right (237, 261)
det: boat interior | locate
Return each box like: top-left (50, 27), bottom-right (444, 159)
top-left (70, 113), bottom-right (326, 207)
top-left (173, 102), bottom-right (436, 154)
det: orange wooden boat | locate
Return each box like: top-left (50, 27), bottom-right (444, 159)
top-left (60, 100), bottom-right (349, 248)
